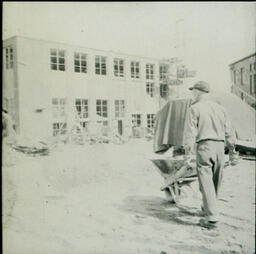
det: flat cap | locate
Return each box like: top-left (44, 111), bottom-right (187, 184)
top-left (189, 81), bottom-right (210, 93)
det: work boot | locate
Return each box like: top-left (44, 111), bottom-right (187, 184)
top-left (199, 218), bottom-right (217, 229)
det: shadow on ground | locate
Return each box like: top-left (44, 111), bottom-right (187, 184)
top-left (121, 196), bottom-right (201, 227)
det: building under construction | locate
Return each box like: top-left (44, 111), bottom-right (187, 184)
top-left (3, 36), bottom-right (183, 141)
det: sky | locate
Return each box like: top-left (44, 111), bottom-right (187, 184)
top-left (3, 2), bottom-right (256, 92)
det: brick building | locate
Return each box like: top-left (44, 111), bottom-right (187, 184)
top-left (229, 53), bottom-right (256, 108)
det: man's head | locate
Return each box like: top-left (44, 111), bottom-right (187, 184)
top-left (189, 81), bottom-right (210, 102)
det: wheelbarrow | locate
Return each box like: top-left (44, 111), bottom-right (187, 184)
top-left (151, 156), bottom-right (197, 203)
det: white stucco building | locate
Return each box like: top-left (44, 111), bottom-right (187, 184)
top-left (3, 36), bottom-right (176, 141)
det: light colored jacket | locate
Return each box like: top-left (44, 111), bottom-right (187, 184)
top-left (184, 98), bottom-right (236, 150)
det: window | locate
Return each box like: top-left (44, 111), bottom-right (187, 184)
top-left (50, 49), bottom-right (65, 71)
top-left (132, 114), bottom-right (141, 127)
top-left (114, 58), bottom-right (124, 77)
top-left (146, 82), bottom-right (154, 97)
top-left (96, 100), bottom-right (108, 117)
top-left (131, 61), bottom-right (140, 79)
top-left (146, 64), bottom-right (154, 80)
top-left (53, 122), bottom-right (67, 136)
top-left (254, 62), bottom-right (256, 71)
top-left (95, 56), bottom-right (107, 75)
top-left (74, 52), bottom-right (87, 73)
top-left (52, 98), bottom-right (66, 118)
top-left (241, 92), bottom-right (244, 100)
top-left (4, 47), bottom-right (14, 69)
top-left (160, 84), bottom-right (168, 98)
top-left (250, 64), bottom-right (253, 72)
top-left (147, 114), bottom-right (155, 129)
top-left (254, 74), bottom-right (256, 94)
top-left (250, 75), bottom-right (253, 94)
top-left (75, 99), bottom-right (89, 119)
top-left (159, 64), bottom-right (168, 81)
top-left (233, 70), bottom-right (237, 85)
top-left (115, 100), bottom-right (125, 118)
top-left (240, 67), bottom-right (244, 85)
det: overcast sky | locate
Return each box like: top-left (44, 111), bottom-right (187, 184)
top-left (3, 2), bottom-right (256, 92)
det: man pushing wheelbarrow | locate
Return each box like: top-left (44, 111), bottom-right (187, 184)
top-left (152, 81), bottom-right (237, 229)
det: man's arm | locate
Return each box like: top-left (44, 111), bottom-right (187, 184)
top-left (224, 110), bottom-right (236, 150)
top-left (183, 106), bottom-right (198, 155)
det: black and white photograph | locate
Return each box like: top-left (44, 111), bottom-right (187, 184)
top-left (2, 2), bottom-right (256, 254)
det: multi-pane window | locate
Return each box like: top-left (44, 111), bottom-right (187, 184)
top-left (95, 56), bottom-right (107, 75)
top-left (131, 61), bottom-right (140, 79)
top-left (4, 47), bottom-right (14, 69)
top-left (74, 52), bottom-right (87, 73)
top-left (132, 114), bottom-right (141, 127)
top-left (146, 82), bottom-right (154, 97)
top-left (96, 100), bottom-right (108, 117)
top-left (146, 64), bottom-right (154, 80)
top-left (240, 68), bottom-right (244, 85)
top-left (115, 100), bottom-right (125, 118)
top-left (159, 64), bottom-right (168, 81)
top-left (233, 70), bottom-right (237, 85)
top-left (50, 49), bottom-right (65, 71)
top-left (53, 122), bottom-right (67, 136)
top-left (160, 84), bottom-right (168, 98)
top-left (75, 99), bottom-right (89, 119)
top-left (250, 75), bottom-right (253, 94)
top-left (114, 58), bottom-right (124, 77)
top-left (52, 98), bottom-right (66, 118)
top-left (147, 114), bottom-right (155, 129)
top-left (254, 74), bottom-right (256, 94)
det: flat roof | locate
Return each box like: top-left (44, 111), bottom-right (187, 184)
top-left (229, 53), bottom-right (256, 66)
top-left (3, 35), bottom-right (172, 62)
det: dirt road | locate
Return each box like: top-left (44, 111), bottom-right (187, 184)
top-left (2, 140), bottom-right (255, 254)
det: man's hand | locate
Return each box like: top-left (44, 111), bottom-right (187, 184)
top-left (184, 145), bottom-right (192, 155)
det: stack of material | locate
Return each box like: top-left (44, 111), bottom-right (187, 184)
top-left (12, 144), bottom-right (49, 156)
top-left (153, 99), bottom-right (192, 153)
top-left (12, 136), bottom-right (49, 156)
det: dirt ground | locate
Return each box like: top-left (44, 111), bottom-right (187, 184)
top-left (2, 139), bottom-right (255, 254)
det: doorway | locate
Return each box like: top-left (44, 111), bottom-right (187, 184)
top-left (118, 120), bottom-right (123, 135)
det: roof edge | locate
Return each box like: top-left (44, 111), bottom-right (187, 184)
top-left (229, 53), bottom-right (256, 66)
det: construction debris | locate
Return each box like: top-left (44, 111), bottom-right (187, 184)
top-left (12, 144), bottom-right (49, 156)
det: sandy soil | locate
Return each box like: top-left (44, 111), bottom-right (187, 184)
top-left (2, 139), bottom-right (255, 254)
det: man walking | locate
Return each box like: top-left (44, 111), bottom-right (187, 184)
top-left (184, 81), bottom-right (236, 229)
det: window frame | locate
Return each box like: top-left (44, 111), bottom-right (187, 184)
top-left (147, 114), bottom-right (155, 129)
top-left (160, 83), bottom-right (168, 98)
top-left (240, 67), bottom-right (244, 85)
top-left (95, 56), bottom-right (107, 75)
top-left (132, 114), bottom-right (141, 127)
top-left (146, 82), bottom-right (154, 97)
top-left (96, 99), bottom-right (108, 118)
top-left (159, 64), bottom-right (168, 81)
top-left (74, 52), bottom-right (87, 73)
top-left (4, 46), bottom-right (14, 69)
top-left (131, 61), bottom-right (140, 79)
top-left (115, 100), bottom-right (125, 118)
top-left (114, 58), bottom-right (125, 77)
top-left (53, 122), bottom-right (67, 136)
top-left (50, 49), bottom-right (66, 71)
top-left (146, 64), bottom-right (154, 80)
top-left (75, 98), bottom-right (89, 119)
top-left (52, 98), bottom-right (67, 118)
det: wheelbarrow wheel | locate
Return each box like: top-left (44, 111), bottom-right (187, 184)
top-left (164, 183), bottom-right (181, 203)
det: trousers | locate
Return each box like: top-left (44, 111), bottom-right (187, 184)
top-left (196, 140), bottom-right (225, 221)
